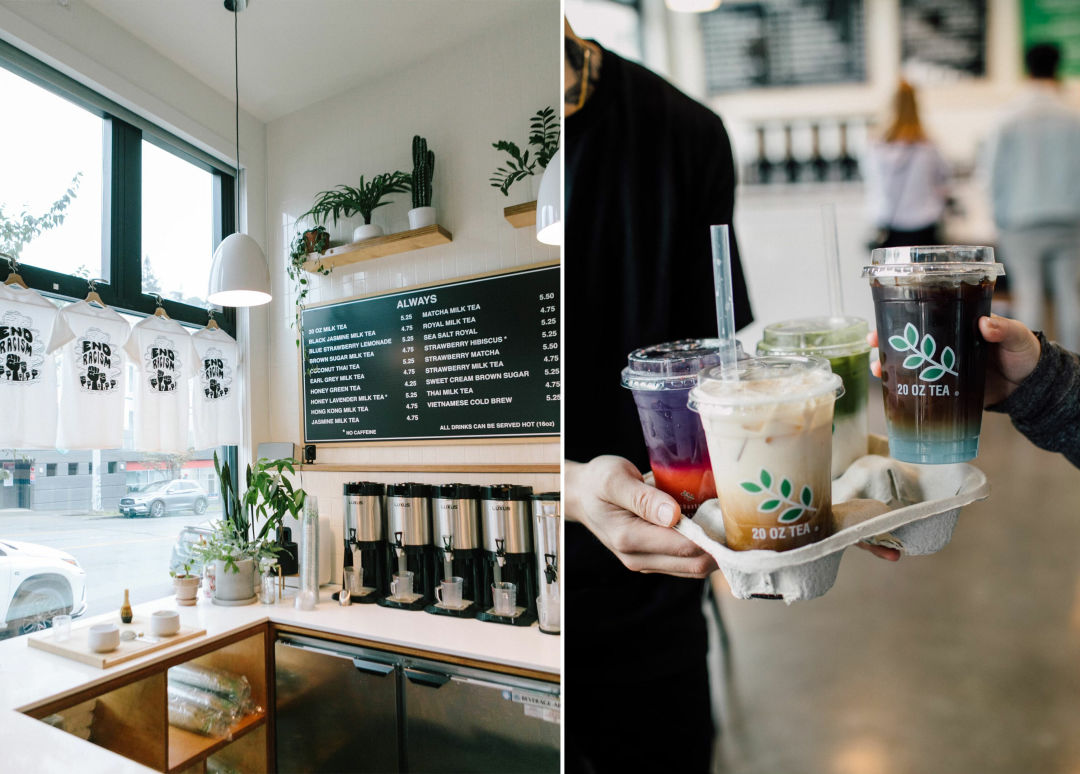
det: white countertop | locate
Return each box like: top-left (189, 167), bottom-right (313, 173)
top-left (0, 588), bottom-right (560, 773)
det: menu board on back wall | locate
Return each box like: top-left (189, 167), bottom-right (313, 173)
top-left (300, 264), bottom-right (560, 443)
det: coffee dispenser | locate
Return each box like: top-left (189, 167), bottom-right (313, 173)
top-left (378, 483), bottom-right (435, 611)
top-left (477, 484), bottom-right (536, 626)
top-left (337, 482), bottom-right (386, 603)
top-left (532, 492), bottom-right (560, 635)
top-left (425, 483), bottom-right (482, 618)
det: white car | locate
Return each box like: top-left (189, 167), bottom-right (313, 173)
top-left (0, 539), bottom-right (87, 637)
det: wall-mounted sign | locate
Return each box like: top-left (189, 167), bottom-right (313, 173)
top-left (1023, 0), bottom-right (1080, 78)
top-left (901, 0), bottom-right (987, 83)
top-left (299, 264), bottom-right (560, 444)
top-left (701, 0), bottom-right (866, 95)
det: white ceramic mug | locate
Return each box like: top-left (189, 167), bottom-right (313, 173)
top-left (88, 623), bottom-right (120, 653)
top-left (149, 610), bottom-right (180, 636)
top-left (492, 581), bottom-right (516, 616)
top-left (435, 577), bottom-right (464, 608)
top-left (391, 571), bottom-right (414, 599)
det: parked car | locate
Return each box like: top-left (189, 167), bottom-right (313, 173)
top-left (119, 479), bottom-right (209, 518)
top-left (0, 539), bottom-right (87, 637)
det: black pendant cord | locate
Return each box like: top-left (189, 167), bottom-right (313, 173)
top-left (233, 3), bottom-right (240, 232)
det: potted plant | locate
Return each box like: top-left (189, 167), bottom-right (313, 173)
top-left (490, 106), bottom-right (560, 200)
top-left (300, 172), bottom-right (411, 243)
top-left (194, 454), bottom-right (307, 605)
top-left (169, 559), bottom-right (201, 606)
top-left (407, 135), bottom-right (436, 229)
top-left (287, 225), bottom-right (331, 345)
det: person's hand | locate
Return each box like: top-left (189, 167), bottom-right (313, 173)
top-left (856, 542), bottom-right (900, 561)
top-left (565, 456), bottom-right (718, 578)
top-left (868, 314), bottom-right (1040, 405)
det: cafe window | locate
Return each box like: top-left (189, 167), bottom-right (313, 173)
top-left (0, 42), bottom-right (241, 638)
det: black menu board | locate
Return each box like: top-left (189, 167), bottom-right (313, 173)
top-left (701, 0), bottom-right (866, 95)
top-left (901, 0), bottom-right (987, 80)
top-left (300, 264), bottom-right (560, 443)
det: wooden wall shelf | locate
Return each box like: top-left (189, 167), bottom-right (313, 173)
top-left (503, 201), bottom-right (537, 228)
top-left (302, 224), bottom-right (452, 273)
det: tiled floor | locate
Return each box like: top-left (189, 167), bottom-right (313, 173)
top-left (711, 386), bottom-right (1080, 774)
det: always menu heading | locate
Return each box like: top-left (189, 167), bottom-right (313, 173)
top-left (301, 265), bottom-right (560, 443)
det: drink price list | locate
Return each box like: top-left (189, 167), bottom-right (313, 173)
top-left (300, 264), bottom-right (560, 443)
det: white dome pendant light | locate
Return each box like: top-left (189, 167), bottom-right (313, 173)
top-left (207, 0), bottom-right (271, 308)
top-left (665, 0), bottom-right (721, 12)
top-left (536, 148), bottom-right (562, 246)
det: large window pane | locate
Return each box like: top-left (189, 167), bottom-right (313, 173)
top-left (0, 67), bottom-right (105, 280)
top-left (142, 141), bottom-right (215, 307)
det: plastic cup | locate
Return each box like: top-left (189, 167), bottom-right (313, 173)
top-left (436, 577), bottom-right (464, 608)
top-left (757, 316), bottom-right (871, 475)
top-left (621, 339), bottom-right (744, 516)
top-left (51, 614), bottom-right (71, 641)
top-left (689, 356), bottom-right (843, 551)
top-left (492, 581), bottom-right (516, 616)
top-left (391, 571), bottom-right (414, 599)
top-left (863, 246), bottom-right (1004, 463)
top-left (343, 568), bottom-right (364, 596)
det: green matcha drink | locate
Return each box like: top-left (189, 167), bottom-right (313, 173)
top-left (756, 316), bottom-right (870, 475)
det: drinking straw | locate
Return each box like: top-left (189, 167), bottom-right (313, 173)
top-left (709, 224), bottom-right (739, 378)
top-left (821, 203), bottom-right (845, 319)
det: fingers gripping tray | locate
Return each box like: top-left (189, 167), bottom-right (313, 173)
top-left (675, 454), bottom-right (990, 602)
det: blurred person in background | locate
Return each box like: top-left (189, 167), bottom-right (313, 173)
top-left (864, 80), bottom-right (951, 249)
top-left (983, 42), bottom-right (1080, 351)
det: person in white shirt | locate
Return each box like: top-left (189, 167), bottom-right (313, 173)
top-left (863, 80), bottom-right (950, 248)
top-left (983, 43), bottom-right (1080, 351)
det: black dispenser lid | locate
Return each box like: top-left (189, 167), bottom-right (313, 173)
top-left (387, 482), bottom-right (431, 498)
top-left (531, 492), bottom-right (560, 501)
top-left (480, 484), bottom-right (533, 501)
top-left (434, 483), bottom-right (480, 499)
top-left (344, 481), bottom-right (385, 496)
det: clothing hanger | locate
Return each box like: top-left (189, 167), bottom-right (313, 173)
top-left (84, 278), bottom-right (106, 308)
top-left (205, 308), bottom-right (220, 331)
top-left (2, 253), bottom-right (28, 289)
top-left (152, 294), bottom-right (170, 319)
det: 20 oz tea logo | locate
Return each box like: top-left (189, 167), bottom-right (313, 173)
top-left (889, 323), bottom-right (956, 382)
top-left (739, 468), bottom-right (814, 524)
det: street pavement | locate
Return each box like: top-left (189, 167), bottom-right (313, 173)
top-left (0, 505), bottom-right (222, 636)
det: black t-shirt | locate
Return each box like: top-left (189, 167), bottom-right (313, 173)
top-left (565, 48), bottom-right (753, 673)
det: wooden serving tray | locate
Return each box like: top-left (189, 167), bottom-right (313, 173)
top-left (28, 622), bottom-right (206, 669)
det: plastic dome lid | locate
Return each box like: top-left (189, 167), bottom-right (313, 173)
top-left (688, 355), bottom-right (843, 410)
top-left (863, 245), bottom-right (1004, 278)
top-left (757, 316), bottom-right (870, 358)
top-left (621, 338), bottom-right (745, 391)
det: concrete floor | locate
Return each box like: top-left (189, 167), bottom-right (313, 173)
top-left (712, 384), bottom-right (1080, 774)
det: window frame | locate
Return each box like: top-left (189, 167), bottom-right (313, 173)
top-left (0, 39), bottom-right (237, 337)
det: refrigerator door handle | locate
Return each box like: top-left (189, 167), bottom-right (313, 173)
top-left (404, 667), bottom-right (451, 689)
top-left (353, 657), bottom-right (395, 676)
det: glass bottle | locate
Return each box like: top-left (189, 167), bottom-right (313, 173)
top-left (120, 588), bottom-right (133, 623)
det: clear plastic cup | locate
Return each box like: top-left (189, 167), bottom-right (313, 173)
top-left (435, 577), bottom-right (464, 608)
top-left (51, 614), bottom-right (72, 641)
top-left (689, 356), bottom-right (843, 551)
top-left (621, 339), bottom-right (744, 516)
top-left (863, 246), bottom-right (1004, 463)
top-left (391, 571), bottom-right (415, 599)
top-left (492, 581), bottom-right (516, 616)
top-left (757, 316), bottom-right (871, 475)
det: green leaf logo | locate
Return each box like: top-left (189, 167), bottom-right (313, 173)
top-left (887, 325), bottom-right (958, 382)
top-left (738, 469), bottom-right (816, 525)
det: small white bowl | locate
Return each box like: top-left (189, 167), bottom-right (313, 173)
top-left (149, 610), bottom-right (180, 636)
top-left (88, 623), bottom-right (119, 653)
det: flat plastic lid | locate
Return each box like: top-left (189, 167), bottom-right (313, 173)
top-left (863, 245), bottom-right (1004, 278)
top-left (621, 338), bottom-right (745, 391)
top-left (757, 316), bottom-right (870, 358)
top-left (688, 355), bottom-right (843, 410)
top-left (387, 482), bottom-right (431, 498)
top-left (480, 484), bottom-right (533, 501)
top-left (434, 483), bottom-right (480, 499)
top-left (344, 481), bottom-right (385, 496)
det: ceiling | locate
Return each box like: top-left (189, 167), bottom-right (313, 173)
top-left (84, 0), bottom-right (545, 122)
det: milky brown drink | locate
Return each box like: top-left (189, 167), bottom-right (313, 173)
top-left (864, 246), bottom-right (1004, 464)
top-left (689, 357), bottom-right (843, 552)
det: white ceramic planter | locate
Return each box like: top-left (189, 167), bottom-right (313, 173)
top-left (407, 207), bottom-right (437, 230)
top-left (352, 223), bottom-right (384, 242)
top-left (213, 558), bottom-right (256, 603)
top-left (173, 575), bottom-right (201, 606)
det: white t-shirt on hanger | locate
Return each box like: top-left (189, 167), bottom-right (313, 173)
top-left (191, 326), bottom-right (241, 449)
top-left (124, 315), bottom-right (197, 453)
top-left (56, 300), bottom-right (131, 450)
top-left (0, 283), bottom-right (70, 449)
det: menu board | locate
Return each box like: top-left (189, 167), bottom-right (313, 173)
top-left (701, 0), bottom-right (866, 95)
top-left (300, 264), bottom-right (560, 443)
top-left (901, 0), bottom-right (987, 81)
top-left (1023, 0), bottom-right (1080, 77)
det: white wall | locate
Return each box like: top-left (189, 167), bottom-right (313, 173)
top-left (0, 0), bottom-right (271, 471)
top-left (263, 4), bottom-right (560, 573)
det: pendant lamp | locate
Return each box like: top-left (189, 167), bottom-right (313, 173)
top-left (207, 0), bottom-right (271, 308)
top-left (665, 0), bottom-right (721, 12)
top-left (536, 148), bottom-right (562, 246)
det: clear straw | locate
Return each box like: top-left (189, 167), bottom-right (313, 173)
top-left (821, 203), bottom-right (844, 319)
top-left (710, 224), bottom-right (739, 379)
